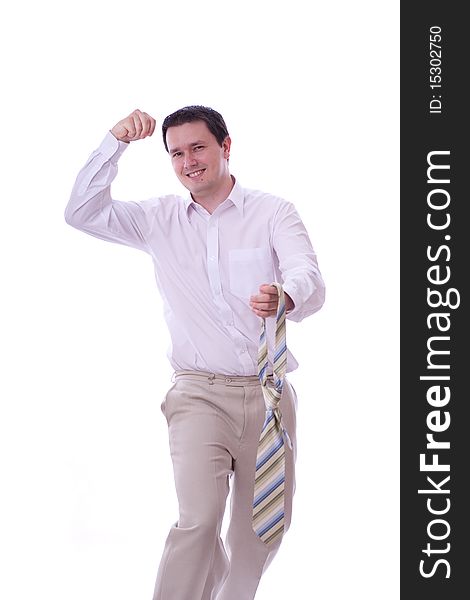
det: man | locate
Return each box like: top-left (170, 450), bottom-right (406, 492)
top-left (65, 106), bottom-right (325, 599)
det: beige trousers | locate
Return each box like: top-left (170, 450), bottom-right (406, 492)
top-left (152, 370), bottom-right (297, 600)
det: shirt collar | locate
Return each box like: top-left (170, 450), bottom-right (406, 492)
top-left (184, 176), bottom-right (245, 219)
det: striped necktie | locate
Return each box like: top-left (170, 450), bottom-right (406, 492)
top-left (252, 282), bottom-right (292, 545)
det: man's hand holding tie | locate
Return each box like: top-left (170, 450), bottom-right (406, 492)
top-left (249, 284), bottom-right (294, 318)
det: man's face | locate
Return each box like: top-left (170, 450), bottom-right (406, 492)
top-left (166, 120), bottom-right (231, 197)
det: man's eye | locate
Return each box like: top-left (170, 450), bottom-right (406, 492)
top-left (194, 146), bottom-right (204, 151)
top-left (172, 152), bottom-right (182, 158)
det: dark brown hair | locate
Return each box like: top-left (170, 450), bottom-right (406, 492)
top-left (162, 105), bottom-right (229, 152)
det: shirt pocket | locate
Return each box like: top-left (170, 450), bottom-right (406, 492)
top-left (228, 247), bottom-right (274, 300)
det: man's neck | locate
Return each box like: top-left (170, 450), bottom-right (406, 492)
top-left (192, 175), bottom-right (235, 215)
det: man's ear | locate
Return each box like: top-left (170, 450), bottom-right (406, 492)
top-left (223, 136), bottom-right (231, 159)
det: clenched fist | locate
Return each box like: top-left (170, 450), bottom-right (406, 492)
top-left (249, 284), bottom-right (294, 318)
top-left (110, 109), bottom-right (156, 143)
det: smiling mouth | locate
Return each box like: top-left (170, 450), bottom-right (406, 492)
top-left (186, 169), bottom-right (205, 178)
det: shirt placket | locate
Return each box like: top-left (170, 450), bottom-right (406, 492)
top-left (206, 210), bottom-right (255, 374)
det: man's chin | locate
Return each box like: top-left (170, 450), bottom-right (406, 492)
top-left (182, 180), bottom-right (208, 194)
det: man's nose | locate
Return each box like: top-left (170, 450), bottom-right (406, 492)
top-left (184, 154), bottom-right (197, 169)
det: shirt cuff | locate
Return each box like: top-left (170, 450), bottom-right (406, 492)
top-left (97, 131), bottom-right (130, 163)
top-left (282, 282), bottom-right (300, 319)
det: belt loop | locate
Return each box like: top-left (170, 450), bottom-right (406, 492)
top-left (208, 373), bottom-right (215, 385)
top-left (171, 371), bottom-right (177, 383)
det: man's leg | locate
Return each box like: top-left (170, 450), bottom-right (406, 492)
top-left (152, 375), bottom-right (247, 600)
top-left (216, 380), bottom-right (297, 600)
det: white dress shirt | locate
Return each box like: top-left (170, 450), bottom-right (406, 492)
top-left (65, 132), bottom-right (325, 376)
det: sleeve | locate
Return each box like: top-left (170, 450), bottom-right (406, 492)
top-left (64, 131), bottom-right (153, 253)
top-left (272, 200), bottom-right (326, 322)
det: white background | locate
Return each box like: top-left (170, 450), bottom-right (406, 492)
top-left (0, 1), bottom-right (399, 599)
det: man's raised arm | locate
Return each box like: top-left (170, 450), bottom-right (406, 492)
top-left (64, 110), bottom-right (157, 253)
